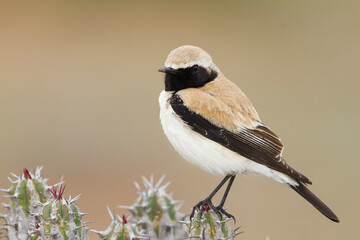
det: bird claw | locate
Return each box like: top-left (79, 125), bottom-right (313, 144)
top-left (190, 198), bottom-right (211, 220)
top-left (190, 199), bottom-right (236, 223)
top-left (214, 205), bottom-right (236, 223)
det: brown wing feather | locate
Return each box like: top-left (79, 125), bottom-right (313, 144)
top-left (170, 94), bottom-right (312, 184)
top-left (239, 125), bottom-right (311, 184)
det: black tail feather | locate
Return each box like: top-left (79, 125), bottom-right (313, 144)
top-left (291, 182), bottom-right (339, 222)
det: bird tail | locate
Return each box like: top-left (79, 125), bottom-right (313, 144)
top-left (290, 182), bottom-right (339, 222)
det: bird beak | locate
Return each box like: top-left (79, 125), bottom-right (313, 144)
top-left (158, 67), bottom-right (182, 75)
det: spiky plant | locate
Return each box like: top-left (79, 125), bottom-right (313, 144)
top-left (1, 168), bottom-right (241, 240)
top-left (36, 185), bottom-right (89, 240)
top-left (0, 168), bottom-right (89, 240)
top-left (120, 176), bottom-right (187, 240)
top-left (0, 167), bottom-right (59, 239)
top-left (184, 204), bottom-right (240, 240)
top-left (92, 207), bottom-right (143, 240)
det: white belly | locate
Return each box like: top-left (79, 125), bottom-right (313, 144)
top-left (159, 90), bottom-right (297, 186)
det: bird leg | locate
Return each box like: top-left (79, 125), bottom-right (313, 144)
top-left (214, 175), bottom-right (236, 222)
top-left (190, 175), bottom-right (236, 221)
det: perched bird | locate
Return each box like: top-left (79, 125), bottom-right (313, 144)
top-left (158, 45), bottom-right (339, 222)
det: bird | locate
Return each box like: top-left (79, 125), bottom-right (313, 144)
top-left (158, 45), bottom-right (339, 223)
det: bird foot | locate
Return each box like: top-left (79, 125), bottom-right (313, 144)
top-left (214, 205), bottom-right (236, 223)
top-left (189, 198), bottom-right (212, 220)
top-left (190, 199), bottom-right (236, 223)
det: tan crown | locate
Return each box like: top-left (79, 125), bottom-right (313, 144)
top-left (164, 45), bottom-right (219, 72)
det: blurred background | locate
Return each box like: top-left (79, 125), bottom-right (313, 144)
top-left (0, 0), bottom-right (359, 239)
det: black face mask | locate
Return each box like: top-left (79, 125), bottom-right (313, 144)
top-left (163, 65), bottom-right (218, 92)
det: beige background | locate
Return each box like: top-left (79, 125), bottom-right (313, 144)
top-left (0, 1), bottom-right (359, 239)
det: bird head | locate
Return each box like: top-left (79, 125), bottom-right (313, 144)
top-left (158, 45), bottom-right (219, 91)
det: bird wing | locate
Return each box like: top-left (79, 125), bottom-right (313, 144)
top-left (170, 93), bottom-right (311, 184)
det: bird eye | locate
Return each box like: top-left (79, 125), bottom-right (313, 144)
top-left (191, 64), bottom-right (199, 72)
